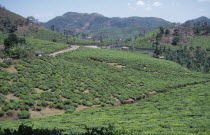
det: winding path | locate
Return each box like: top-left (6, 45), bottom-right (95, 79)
top-left (49, 45), bottom-right (80, 57)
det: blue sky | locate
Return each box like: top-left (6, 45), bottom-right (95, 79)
top-left (0, 0), bottom-right (210, 23)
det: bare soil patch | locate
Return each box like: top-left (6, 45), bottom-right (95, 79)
top-left (76, 105), bottom-right (101, 111)
top-left (60, 95), bottom-right (68, 101)
top-left (90, 58), bottom-right (126, 68)
top-left (5, 93), bottom-right (19, 101)
top-left (0, 65), bottom-right (18, 73)
top-left (83, 90), bottom-right (90, 93)
top-left (35, 88), bottom-right (44, 93)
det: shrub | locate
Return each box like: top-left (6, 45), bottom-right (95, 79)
top-left (0, 62), bottom-right (9, 68)
top-left (65, 108), bottom-right (75, 114)
top-left (86, 101), bottom-right (93, 106)
top-left (2, 105), bottom-right (9, 112)
top-left (0, 110), bottom-right (4, 117)
top-left (18, 111), bottom-right (30, 119)
top-left (36, 106), bottom-right (42, 111)
top-left (6, 110), bottom-right (14, 117)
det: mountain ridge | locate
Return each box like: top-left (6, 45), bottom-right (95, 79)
top-left (42, 12), bottom-right (172, 38)
top-left (185, 16), bottom-right (210, 25)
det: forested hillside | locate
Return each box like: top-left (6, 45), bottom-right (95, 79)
top-left (42, 12), bottom-right (172, 39)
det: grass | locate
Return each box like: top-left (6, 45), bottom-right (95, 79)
top-left (189, 36), bottom-right (210, 50)
top-left (26, 37), bottom-right (71, 54)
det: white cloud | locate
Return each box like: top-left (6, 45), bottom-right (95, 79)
top-left (197, 0), bottom-right (210, 2)
top-left (128, 2), bottom-right (131, 6)
top-left (152, 2), bottom-right (163, 7)
top-left (136, 1), bottom-right (145, 7)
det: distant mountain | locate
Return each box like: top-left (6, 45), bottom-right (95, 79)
top-left (185, 16), bottom-right (210, 26)
top-left (42, 12), bottom-right (172, 39)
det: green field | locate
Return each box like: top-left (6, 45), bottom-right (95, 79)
top-left (189, 36), bottom-right (210, 50)
top-left (0, 47), bottom-right (209, 123)
top-left (1, 81), bottom-right (210, 134)
top-left (26, 38), bottom-right (71, 54)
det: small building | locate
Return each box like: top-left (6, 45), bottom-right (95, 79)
top-left (35, 50), bottom-right (43, 57)
top-left (158, 56), bottom-right (165, 59)
top-left (122, 47), bottom-right (130, 50)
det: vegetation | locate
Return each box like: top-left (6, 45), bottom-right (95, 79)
top-left (0, 47), bottom-right (209, 120)
top-left (1, 33), bottom-right (34, 58)
top-left (0, 6), bottom-right (26, 33)
top-left (0, 6), bottom-right (210, 135)
top-left (1, 81), bottom-right (210, 134)
top-left (43, 12), bottom-right (172, 39)
top-left (0, 124), bottom-right (132, 135)
top-left (154, 45), bottom-right (210, 72)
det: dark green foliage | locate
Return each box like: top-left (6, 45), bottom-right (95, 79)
top-left (165, 28), bottom-right (170, 35)
top-left (17, 111), bottom-right (30, 119)
top-left (0, 62), bottom-right (10, 68)
top-left (4, 33), bottom-right (19, 49)
top-left (171, 37), bottom-right (180, 45)
top-left (154, 45), bottom-right (210, 72)
top-left (0, 110), bottom-right (4, 117)
top-left (65, 107), bottom-right (75, 114)
top-left (0, 124), bottom-right (63, 135)
top-left (2, 33), bottom-right (33, 58)
top-left (36, 106), bottom-right (42, 111)
top-left (6, 110), bottom-right (14, 117)
top-left (0, 124), bottom-right (131, 135)
top-left (159, 26), bottom-right (164, 34)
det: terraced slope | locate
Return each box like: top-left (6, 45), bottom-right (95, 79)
top-left (1, 80), bottom-right (210, 134)
top-left (0, 47), bottom-right (209, 121)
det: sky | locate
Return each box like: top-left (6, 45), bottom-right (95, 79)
top-left (0, 0), bottom-right (210, 23)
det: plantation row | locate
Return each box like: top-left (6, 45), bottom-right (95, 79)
top-left (0, 47), bottom-right (209, 119)
top-left (26, 38), bottom-right (71, 54)
top-left (1, 81), bottom-right (210, 134)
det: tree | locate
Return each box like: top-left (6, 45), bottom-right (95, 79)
top-left (172, 37), bottom-right (180, 45)
top-left (3, 33), bottom-right (33, 58)
top-left (159, 26), bottom-right (164, 34)
top-left (26, 16), bottom-right (35, 25)
top-left (4, 33), bottom-right (19, 50)
top-left (165, 29), bottom-right (170, 35)
top-left (50, 25), bottom-right (55, 31)
top-left (173, 29), bottom-right (179, 36)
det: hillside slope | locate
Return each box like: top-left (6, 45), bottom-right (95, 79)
top-left (42, 12), bottom-right (172, 38)
top-left (185, 16), bottom-right (210, 26)
top-left (1, 80), bottom-right (210, 134)
top-left (0, 47), bottom-right (209, 120)
top-left (0, 7), bottom-right (26, 33)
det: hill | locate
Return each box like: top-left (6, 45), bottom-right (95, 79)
top-left (0, 50), bottom-right (210, 134)
top-left (42, 12), bottom-right (172, 39)
top-left (185, 16), bottom-right (210, 26)
top-left (0, 47), bottom-right (209, 121)
top-left (0, 6), bottom-right (26, 33)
